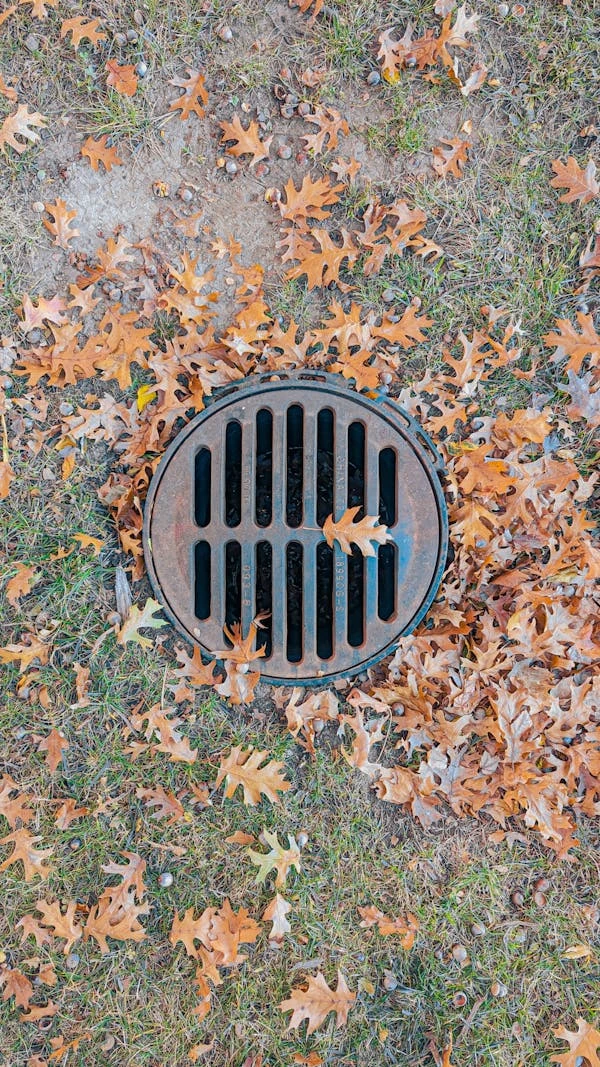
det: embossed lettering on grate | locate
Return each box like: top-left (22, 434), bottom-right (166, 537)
top-left (143, 373), bottom-right (448, 685)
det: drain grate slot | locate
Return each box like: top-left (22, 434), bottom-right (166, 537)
top-left (195, 448), bottom-right (211, 527)
top-left (144, 375), bottom-right (448, 684)
top-left (378, 447), bottom-right (396, 526)
top-left (316, 409), bottom-right (334, 527)
top-left (378, 543), bottom-right (396, 621)
top-left (194, 541), bottom-right (211, 620)
top-left (286, 405), bottom-right (304, 528)
top-left (255, 409), bottom-right (273, 527)
top-left (347, 421), bottom-right (365, 516)
top-left (286, 541), bottom-right (303, 662)
top-left (255, 540), bottom-right (272, 657)
top-left (347, 548), bottom-right (364, 647)
top-left (316, 541), bottom-right (334, 659)
top-left (224, 540), bottom-right (241, 641)
top-left (225, 422), bottom-right (242, 527)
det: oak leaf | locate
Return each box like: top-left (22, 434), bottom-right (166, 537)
top-left (6, 562), bottom-right (37, 606)
top-left (84, 893), bottom-right (148, 953)
top-left (0, 633), bottom-right (49, 672)
top-left (372, 305), bottom-right (432, 348)
top-left (219, 115), bottom-right (272, 165)
top-left (136, 785), bottom-right (186, 824)
top-left (262, 893), bottom-right (292, 944)
top-left (248, 830), bottom-right (301, 888)
top-left (285, 228), bottom-right (359, 288)
top-left (19, 0), bottom-right (57, 14)
top-left (551, 1018), bottom-right (600, 1067)
top-left (129, 704), bottom-right (197, 764)
top-left (0, 104), bottom-right (47, 154)
top-left (81, 134), bottom-right (122, 172)
top-left (216, 745), bottom-right (290, 806)
top-left (116, 598), bottom-right (166, 648)
top-left (284, 688), bottom-right (339, 755)
top-left (34, 900), bottom-right (83, 954)
top-left (277, 174), bottom-right (343, 226)
top-left (60, 16), bottom-right (107, 47)
top-left (37, 729), bottom-right (69, 774)
top-left (0, 828), bottom-right (53, 881)
top-left (550, 158), bottom-right (599, 205)
top-left (105, 60), bottom-right (138, 96)
top-left (19, 293), bottom-right (66, 332)
top-left (54, 798), bottom-right (88, 829)
top-left (358, 906), bottom-right (419, 948)
top-left (323, 506), bottom-right (392, 557)
top-left (0, 967), bottom-right (34, 1009)
top-left (170, 69), bottom-right (208, 119)
top-left (280, 970), bottom-right (356, 1035)
top-left (432, 136), bottom-right (471, 178)
top-left (302, 106), bottom-right (349, 155)
top-left (43, 199), bottom-right (79, 249)
top-left (0, 775), bottom-right (34, 828)
top-left (543, 313), bottom-right (600, 375)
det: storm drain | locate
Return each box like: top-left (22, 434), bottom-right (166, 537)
top-left (143, 373), bottom-right (448, 685)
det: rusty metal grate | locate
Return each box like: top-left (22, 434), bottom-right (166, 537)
top-left (143, 373), bottom-right (448, 684)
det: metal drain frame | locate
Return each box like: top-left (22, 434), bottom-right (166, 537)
top-left (142, 371), bottom-right (449, 685)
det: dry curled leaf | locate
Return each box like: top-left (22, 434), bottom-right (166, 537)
top-left (262, 893), bottom-right (292, 944)
top-left (323, 507), bottom-right (393, 556)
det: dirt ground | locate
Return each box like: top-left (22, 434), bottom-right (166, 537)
top-left (0, 1), bottom-right (599, 1065)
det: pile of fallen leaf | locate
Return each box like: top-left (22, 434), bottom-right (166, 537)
top-left (1, 0), bottom-right (599, 1059)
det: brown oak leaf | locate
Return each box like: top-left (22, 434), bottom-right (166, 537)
top-left (216, 746), bottom-right (291, 806)
top-left (432, 136), bottom-right (471, 178)
top-left (550, 158), bottom-right (599, 205)
top-left (105, 60), bottom-right (138, 96)
top-left (43, 199), bottom-right (79, 249)
top-left (81, 134), bottom-right (122, 172)
top-left (280, 970), bottom-right (356, 1035)
top-left (551, 1018), bottom-right (600, 1067)
top-left (219, 115), bottom-right (272, 164)
top-left (323, 506), bottom-right (393, 557)
top-left (37, 729), bottom-right (69, 774)
top-left (0, 104), bottom-right (47, 154)
top-left (60, 16), bottom-right (106, 47)
top-left (0, 828), bottom-right (53, 881)
top-left (170, 68), bottom-right (208, 119)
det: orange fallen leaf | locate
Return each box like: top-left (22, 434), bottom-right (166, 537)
top-left (5, 562), bottom-right (37, 607)
top-left (105, 60), bottom-right (138, 96)
top-left (37, 730), bottom-right (69, 774)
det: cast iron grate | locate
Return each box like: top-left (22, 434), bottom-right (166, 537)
top-left (143, 373), bottom-right (448, 685)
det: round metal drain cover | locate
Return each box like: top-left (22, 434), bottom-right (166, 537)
top-left (143, 373), bottom-right (448, 685)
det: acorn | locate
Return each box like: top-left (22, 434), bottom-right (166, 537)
top-left (158, 871), bottom-right (173, 888)
top-left (452, 944), bottom-right (468, 963)
top-left (218, 25), bottom-right (233, 41)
